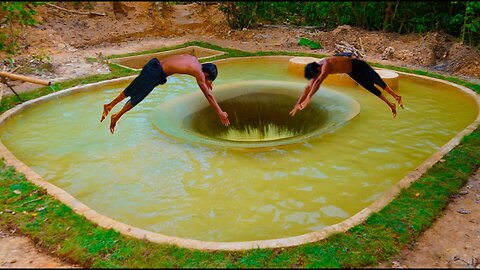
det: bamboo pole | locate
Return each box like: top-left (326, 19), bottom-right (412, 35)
top-left (0, 71), bottom-right (51, 86)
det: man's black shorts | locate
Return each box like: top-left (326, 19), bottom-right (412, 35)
top-left (123, 58), bottom-right (167, 107)
top-left (347, 58), bottom-right (386, 96)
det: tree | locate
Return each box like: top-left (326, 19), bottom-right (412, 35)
top-left (460, 1), bottom-right (480, 46)
top-left (0, 1), bottom-right (44, 54)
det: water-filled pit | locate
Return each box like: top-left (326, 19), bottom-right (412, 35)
top-left (152, 80), bottom-right (360, 148)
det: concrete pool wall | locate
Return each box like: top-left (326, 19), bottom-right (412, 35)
top-left (0, 57), bottom-right (479, 251)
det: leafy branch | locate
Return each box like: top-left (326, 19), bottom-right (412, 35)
top-left (0, 1), bottom-right (45, 54)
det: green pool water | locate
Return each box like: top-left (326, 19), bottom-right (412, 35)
top-left (0, 56), bottom-right (477, 242)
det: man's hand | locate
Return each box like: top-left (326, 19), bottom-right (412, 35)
top-left (219, 111), bottom-right (230, 126)
top-left (289, 104), bottom-right (301, 117)
top-left (300, 96), bottom-right (311, 110)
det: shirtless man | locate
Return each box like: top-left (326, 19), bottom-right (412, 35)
top-left (100, 55), bottom-right (230, 134)
top-left (289, 56), bottom-right (404, 117)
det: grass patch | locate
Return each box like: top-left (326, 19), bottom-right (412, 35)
top-left (298, 37), bottom-right (323, 49)
top-left (0, 41), bottom-right (478, 268)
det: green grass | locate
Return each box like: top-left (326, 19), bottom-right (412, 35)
top-left (298, 37), bottom-right (323, 49)
top-left (0, 41), bottom-right (479, 268)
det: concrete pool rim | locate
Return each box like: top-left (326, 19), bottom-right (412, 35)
top-left (108, 45), bottom-right (226, 71)
top-left (0, 56), bottom-right (478, 251)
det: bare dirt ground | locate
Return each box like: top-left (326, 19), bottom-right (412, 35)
top-left (0, 228), bottom-right (78, 268)
top-left (377, 168), bottom-right (480, 268)
top-left (0, 2), bottom-right (479, 268)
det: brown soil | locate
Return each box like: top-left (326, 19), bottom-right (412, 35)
top-left (0, 2), bottom-right (479, 268)
top-left (0, 228), bottom-right (78, 268)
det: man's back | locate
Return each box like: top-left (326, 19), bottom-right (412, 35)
top-left (160, 55), bottom-right (201, 78)
top-left (321, 56), bottom-right (353, 74)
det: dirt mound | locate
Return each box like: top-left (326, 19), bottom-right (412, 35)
top-left (29, 2), bottom-right (167, 49)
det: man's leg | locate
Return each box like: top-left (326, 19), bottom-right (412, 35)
top-left (101, 91), bottom-right (126, 122)
top-left (349, 60), bottom-right (399, 118)
top-left (371, 69), bottom-right (404, 109)
top-left (355, 78), bottom-right (398, 118)
top-left (377, 92), bottom-right (397, 118)
top-left (383, 85), bottom-right (404, 109)
top-left (109, 101), bottom-right (133, 134)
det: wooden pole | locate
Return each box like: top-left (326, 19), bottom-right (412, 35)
top-left (0, 71), bottom-right (51, 86)
top-left (4, 81), bottom-right (23, 102)
top-left (46, 3), bottom-right (106, 16)
top-left (0, 67), bottom-right (5, 105)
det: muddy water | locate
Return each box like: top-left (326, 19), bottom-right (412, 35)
top-left (0, 57), bottom-right (477, 242)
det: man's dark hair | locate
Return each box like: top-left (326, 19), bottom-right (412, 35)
top-left (201, 63), bottom-right (218, 81)
top-left (304, 62), bottom-right (321, 80)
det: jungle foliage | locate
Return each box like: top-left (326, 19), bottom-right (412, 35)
top-left (219, 1), bottom-right (480, 47)
top-left (0, 2), bottom-right (45, 54)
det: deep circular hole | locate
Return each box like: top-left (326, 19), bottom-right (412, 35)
top-left (152, 80), bottom-right (360, 148)
top-left (185, 92), bottom-right (327, 142)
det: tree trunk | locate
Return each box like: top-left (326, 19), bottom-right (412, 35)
top-left (383, 2), bottom-right (394, 31)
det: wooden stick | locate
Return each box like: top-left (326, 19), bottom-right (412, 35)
top-left (0, 71), bottom-right (51, 86)
top-left (335, 41), bottom-right (366, 58)
top-left (4, 81), bottom-right (24, 102)
top-left (46, 3), bottom-right (106, 16)
top-left (359, 37), bottom-right (364, 52)
top-left (11, 66), bottom-right (21, 73)
top-left (0, 67), bottom-right (5, 106)
top-left (20, 198), bottom-right (42, 207)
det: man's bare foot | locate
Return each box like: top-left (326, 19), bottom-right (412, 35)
top-left (101, 104), bottom-right (111, 123)
top-left (390, 103), bottom-right (397, 118)
top-left (395, 96), bottom-right (404, 109)
top-left (109, 114), bottom-right (119, 134)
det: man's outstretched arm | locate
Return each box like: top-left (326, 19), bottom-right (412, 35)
top-left (290, 81), bottom-right (312, 116)
top-left (300, 65), bottom-right (329, 109)
top-left (196, 77), bottom-right (230, 126)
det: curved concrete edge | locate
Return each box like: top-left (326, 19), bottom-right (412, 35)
top-left (0, 65), bottom-right (479, 251)
top-left (287, 56), bottom-right (322, 77)
top-left (374, 68), bottom-right (399, 90)
top-left (108, 46), bottom-right (226, 71)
